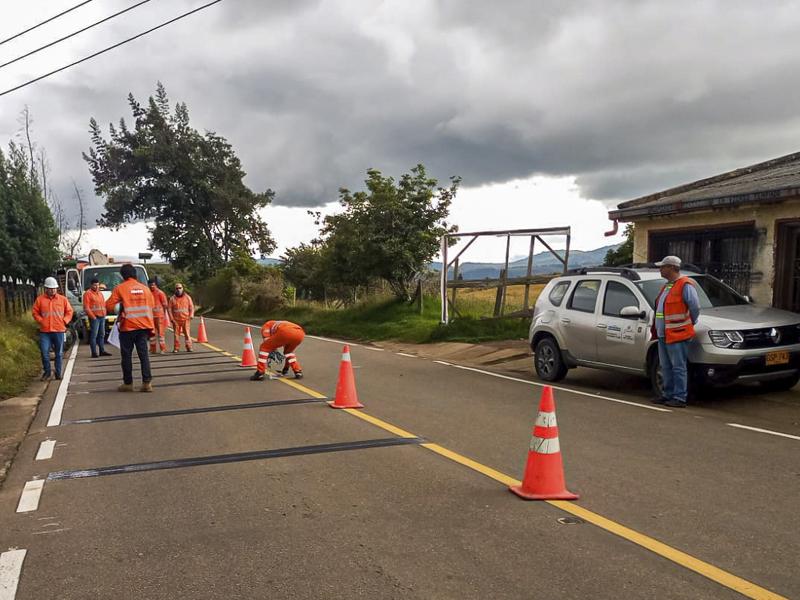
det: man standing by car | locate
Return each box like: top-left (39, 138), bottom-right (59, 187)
top-left (32, 277), bottom-right (74, 380)
top-left (106, 264), bottom-right (155, 392)
top-left (83, 278), bottom-right (111, 358)
top-left (651, 256), bottom-right (701, 408)
top-left (169, 283), bottom-right (194, 352)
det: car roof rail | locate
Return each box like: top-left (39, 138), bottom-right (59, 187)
top-left (564, 266), bottom-right (641, 281)
top-left (619, 262), bottom-right (703, 273)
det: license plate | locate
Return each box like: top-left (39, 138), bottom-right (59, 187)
top-left (765, 351), bottom-right (790, 366)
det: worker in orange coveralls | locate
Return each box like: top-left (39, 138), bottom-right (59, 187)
top-left (148, 278), bottom-right (170, 354)
top-left (168, 283), bottom-right (194, 352)
top-left (250, 320), bottom-right (305, 381)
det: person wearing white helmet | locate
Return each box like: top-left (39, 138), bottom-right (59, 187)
top-left (32, 277), bottom-right (74, 381)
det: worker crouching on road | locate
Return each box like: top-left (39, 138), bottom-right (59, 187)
top-left (106, 264), bottom-right (156, 393)
top-left (650, 256), bottom-right (701, 408)
top-left (169, 283), bottom-right (194, 352)
top-left (250, 320), bottom-right (305, 381)
top-left (32, 277), bottom-right (74, 381)
top-left (83, 278), bottom-right (111, 358)
top-left (148, 278), bottom-right (170, 354)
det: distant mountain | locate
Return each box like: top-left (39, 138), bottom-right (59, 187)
top-left (430, 243), bottom-right (620, 278)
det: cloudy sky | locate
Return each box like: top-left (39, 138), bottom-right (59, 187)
top-left (2, 0), bottom-right (800, 262)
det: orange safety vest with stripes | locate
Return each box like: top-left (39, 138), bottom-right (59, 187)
top-left (82, 289), bottom-right (107, 319)
top-left (261, 320), bottom-right (303, 339)
top-left (655, 276), bottom-right (696, 344)
top-left (105, 279), bottom-right (155, 332)
top-left (169, 294), bottom-right (194, 323)
top-left (151, 288), bottom-right (169, 318)
top-left (32, 293), bottom-right (74, 333)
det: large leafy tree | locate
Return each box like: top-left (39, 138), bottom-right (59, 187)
top-left (604, 223), bottom-right (634, 266)
top-left (317, 165), bottom-right (459, 301)
top-left (0, 143), bottom-right (59, 283)
top-left (84, 83), bottom-right (276, 278)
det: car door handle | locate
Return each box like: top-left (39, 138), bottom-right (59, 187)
top-left (596, 323), bottom-right (607, 329)
top-left (560, 318), bottom-right (571, 324)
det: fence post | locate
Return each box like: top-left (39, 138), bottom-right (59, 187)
top-left (417, 278), bottom-right (423, 315)
top-left (493, 268), bottom-right (506, 317)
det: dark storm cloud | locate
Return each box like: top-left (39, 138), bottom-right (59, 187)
top-left (3, 0), bottom-right (800, 226)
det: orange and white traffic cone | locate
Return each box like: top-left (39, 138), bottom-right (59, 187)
top-left (328, 345), bottom-right (363, 409)
top-left (196, 317), bottom-right (209, 343)
top-left (240, 327), bottom-right (257, 367)
top-left (510, 386), bottom-right (579, 501)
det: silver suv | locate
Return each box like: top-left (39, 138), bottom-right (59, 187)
top-left (529, 265), bottom-right (800, 394)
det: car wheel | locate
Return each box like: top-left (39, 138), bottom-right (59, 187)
top-left (648, 350), bottom-right (664, 398)
top-left (761, 373), bottom-right (800, 393)
top-left (534, 337), bottom-right (568, 382)
top-left (649, 350), bottom-right (700, 403)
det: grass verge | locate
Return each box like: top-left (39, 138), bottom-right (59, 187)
top-left (0, 317), bottom-right (41, 400)
top-left (219, 296), bottom-right (531, 344)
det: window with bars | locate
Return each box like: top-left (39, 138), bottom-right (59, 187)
top-left (648, 225), bottom-right (756, 296)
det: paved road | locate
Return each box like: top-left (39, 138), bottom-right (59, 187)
top-left (0, 318), bottom-right (797, 599)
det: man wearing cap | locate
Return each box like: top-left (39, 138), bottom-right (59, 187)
top-left (106, 264), bottom-right (156, 392)
top-left (148, 278), bottom-right (170, 354)
top-left (651, 256), bottom-right (701, 408)
top-left (32, 277), bottom-right (74, 380)
top-left (83, 278), bottom-right (111, 358)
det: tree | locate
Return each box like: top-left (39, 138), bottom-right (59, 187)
top-left (604, 223), bottom-right (634, 266)
top-left (317, 165), bottom-right (459, 301)
top-left (84, 82), bottom-right (276, 278)
top-left (281, 242), bottom-right (329, 300)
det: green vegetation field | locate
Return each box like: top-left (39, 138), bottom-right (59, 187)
top-left (220, 291), bottom-right (533, 345)
top-left (0, 317), bottom-right (41, 399)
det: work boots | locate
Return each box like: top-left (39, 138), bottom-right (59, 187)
top-left (139, 382), bottom-right (153, 393)
top-left (118, 383), bottom-right (134, 392)
top-left (250, 371), bottom-right (265, 381)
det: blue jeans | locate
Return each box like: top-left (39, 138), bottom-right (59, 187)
top-left (39, 332), bottom-right (65, 377)
top-left (658, 339), bottom-right (690, 403)
top-left (89, 317), bottom-right (106, 356)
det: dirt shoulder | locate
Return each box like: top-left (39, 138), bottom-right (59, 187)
top-left (0, 379), bottom-right (48, 489)
top-left (371, 338), bottom-right (534, 374)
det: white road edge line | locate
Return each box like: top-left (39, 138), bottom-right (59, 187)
top-left (16, 480), bottom-right (44, 513)
top-left (727, 423), bottom-right (800, 441)
top-left (433, 360), bottom-right (452, 366)
top-left (449, 364), bottom-right (672, 412)
top-left (0, 548), bottom-right (26, 599)
top-left (35, 440), bottom-right (56, 461)
top-left (46, 341), bottom-right (79, 427)
top-left (396, 352), bottom-right (417, 358)
top-left (360, 346), bottom-right (384, 352)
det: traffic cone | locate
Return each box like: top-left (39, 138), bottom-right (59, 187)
top-left (197, 317), bottom-right (209, 343)
top-left (240, 327), bottom-right (257, 367)
top-left (510, 386), bottom-right (579, 501)
top-left (328, 345), bottom-right (363, 409)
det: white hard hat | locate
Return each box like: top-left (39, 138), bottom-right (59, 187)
top-left (44, 277), bottom-right (58, 289)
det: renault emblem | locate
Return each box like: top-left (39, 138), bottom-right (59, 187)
top-left (769, 328), bottom-right (781, 344)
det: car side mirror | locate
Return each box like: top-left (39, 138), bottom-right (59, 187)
top-left (743, 295), bottom-right (752, 304)
top-left (620, 305), bottom-right (645, 320)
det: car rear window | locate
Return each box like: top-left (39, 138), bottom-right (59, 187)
top-left (568, 280), bottom-right (600, 313)
top-left (548, 281), bottom-right (570, 306)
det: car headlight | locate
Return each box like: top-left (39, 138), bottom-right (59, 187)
top-left (709, 330), bottom-right (744, 349)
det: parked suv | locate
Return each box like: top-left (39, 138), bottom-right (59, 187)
top-left (529, 265), bottom-right (800, 394)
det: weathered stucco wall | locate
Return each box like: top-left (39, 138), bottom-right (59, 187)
top-left (629, 198), bottom-right (800, 305)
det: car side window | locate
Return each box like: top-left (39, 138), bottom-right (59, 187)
top-left (603, 281), bottom-right (640, 317)
top-left (548, 281), bottom-right (570, 306)
top-left (567, 280), bottom-right (600, 313)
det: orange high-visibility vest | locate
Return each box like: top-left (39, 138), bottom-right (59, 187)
top-left (106, 279), bottom-right (155, 332)
top-left (656, 276), bottom-right (696, 344)
top-left (151, 288), bottom-right (169, 317)
top-left (32, 293), bottom-right (74, 333)
top-left (261, 320), bottom-right (304, 339)
top-left (169, 294), bottom-right (194, 322)
top-left (82, 289), bottom-right (107, 318)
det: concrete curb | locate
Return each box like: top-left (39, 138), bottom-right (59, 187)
top-left (0, 379), bottom-right (49, 489)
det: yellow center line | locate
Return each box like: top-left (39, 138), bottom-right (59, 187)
top-left (196, 340), bottom-right (786, 600)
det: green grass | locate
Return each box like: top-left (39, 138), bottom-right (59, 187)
top-left (0, 317), bottom-right (41, 399)
top-left (219, 295), bottom-right (530, 344)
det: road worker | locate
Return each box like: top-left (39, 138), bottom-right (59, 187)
top-left (32, 277), bottom-right (74, 380)
top-left (169, 283), bottom-right (194, 352)
top-left (106, 264), bottom-right (156, 392)
top-left (250, 320), bottom-right (305, 381)
top-left (148, 278), bottom-right (170, 354)
top-left (83, 278), bottom-right (111, 358)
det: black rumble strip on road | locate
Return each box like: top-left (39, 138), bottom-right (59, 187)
top-left (47, 437), bottom-right (425, 480)
top-left (63, 398), bottom-right (326, 425)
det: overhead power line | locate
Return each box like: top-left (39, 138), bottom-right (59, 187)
top-left (0, 0), bottom-right (96, 46)
top-left (0, 0), bottom-right (155, 71)
top-left (0, 0), bottom-right (224, 98)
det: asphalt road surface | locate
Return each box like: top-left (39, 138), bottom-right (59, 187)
top-left (0, 317), bottom-right (797, 599)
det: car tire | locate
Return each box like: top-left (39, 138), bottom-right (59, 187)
top-left (648, 350), bottom-right (664, 398)
top-left (649, 349), bottom-right (699, 402)
top-left (534, 337), bottom-right (568, 382)
top-left (761, 373), bottom-right (800, 393)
